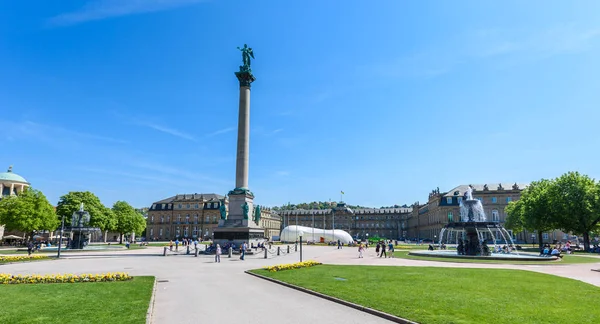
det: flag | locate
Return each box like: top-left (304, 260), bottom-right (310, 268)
top-left (341, 191), bottom-right (345, 195)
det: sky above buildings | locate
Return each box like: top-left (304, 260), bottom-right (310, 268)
top-left (1, 1), bottom-right (600, 208)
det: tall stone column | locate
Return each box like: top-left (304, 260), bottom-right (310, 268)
top-left (214, 45), bottom-right (264, 246)
top-left (235, 77), bottom-right (253, 189)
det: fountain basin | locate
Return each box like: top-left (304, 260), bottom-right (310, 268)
top-left (408, 250), bottom-right (558, 261)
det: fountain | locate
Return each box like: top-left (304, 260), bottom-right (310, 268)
top-left (67, 203), bottom-right (101, 249)
top-left (410, 186), bottom-right (557, 261)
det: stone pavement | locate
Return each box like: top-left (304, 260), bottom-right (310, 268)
top-left (1, 245), bottom-right (599, 323)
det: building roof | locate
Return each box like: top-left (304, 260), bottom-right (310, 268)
top-left (279, 206), bottom-right (413, 215)
top-left (0, 166), bottom-right (29, 184)
top-left (153, 193), bottom-right (225, 204)
top-left (442, 183), bottom-right (529, 197)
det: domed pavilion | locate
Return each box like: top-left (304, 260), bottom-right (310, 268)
top-left (0, 165), bottom-right (29, 197)
top-left (0, 165), bottom-right (30, 240)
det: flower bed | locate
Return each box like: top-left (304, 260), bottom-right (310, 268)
top-left (0, 272), bottom-right (132, 284)
top-left (264, 260), bottom-right (322, 272)
top-left (0, 255), bottom-right (49, 263)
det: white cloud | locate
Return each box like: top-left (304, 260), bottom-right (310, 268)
top-left (128, 161), bottom-right (229, 186)
top-left (206, 127), bottom-right (235, 137)
top-left (0, 120), bottom-right (128, 145)
top-left (364, 23), bottom-right (600, 78)
top-left (136, 121), bottom-right (196, 141)
top-left (47, 0), bottom-right (207, 26)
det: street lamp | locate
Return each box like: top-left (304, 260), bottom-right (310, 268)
top-left (57, 213), bottom-right (66, 258)
top-left (298, 230), bottom-right (304, 262)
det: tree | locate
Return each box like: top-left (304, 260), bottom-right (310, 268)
top-left (112, 201), bottom-right (146, 244)
top-left (0, 188), bottom-right (58, 238)
top-left (550, 172), bottom-right (600, 251)
top-left (505, 179), bottom-right (557, 248)
top-left (56, 191), bottom-right (115, 232)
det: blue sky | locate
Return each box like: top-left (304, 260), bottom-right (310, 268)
top-left (2, 1), bottom-right (600, 208)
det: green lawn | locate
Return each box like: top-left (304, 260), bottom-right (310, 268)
top-left (251, 265), bottom-right (600, 324)
top-left (0, 276), bottom-right (154, 324)
top-left (393, 251), bottom-right (600, 265)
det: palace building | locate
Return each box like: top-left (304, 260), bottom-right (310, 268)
top-left (279, 202), bottom-right (412, 240)
top-left (145, 193), bottom-right (281, 241)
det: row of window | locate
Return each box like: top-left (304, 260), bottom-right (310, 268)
top-left (148, 226), bottom-right (213, 238)
top-left (294, 221), bottom-right (397, 229)
top-left (446, 197), bottom-right (513, 204)
top-left (153, 202), bottom-right (221, 210)
top-left (150, 215), bottom-right (218, 223)
top-left (445, 210), bottom-right (501, 222)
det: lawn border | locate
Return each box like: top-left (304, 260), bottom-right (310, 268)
top-left (146, 277), bottom-right (157, 324)
top-left (245, 270), bottom-right (418, 324)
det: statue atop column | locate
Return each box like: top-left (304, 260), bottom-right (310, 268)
top-left (237, 44), bottom-right (254, 72)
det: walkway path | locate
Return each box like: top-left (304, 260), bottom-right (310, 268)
top-left (1, 245), bottom-right (599, 323)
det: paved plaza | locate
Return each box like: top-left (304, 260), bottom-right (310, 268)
top-left (2, 246), bottom-right (600, 323)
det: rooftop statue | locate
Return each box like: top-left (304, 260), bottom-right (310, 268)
top-left (237, 44), bottom-right (254, 72)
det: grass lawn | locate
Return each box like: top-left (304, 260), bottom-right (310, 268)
top-left (393, 251), bottom-right (600, 265)
top-left (251, 265), bottom-right (600, 324)
top-left (0, 276), bottom-right (154, 324)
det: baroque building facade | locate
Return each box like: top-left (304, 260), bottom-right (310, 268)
top-left (279, 202), bottom-right (412, 240)
top-left (145, 193), bottom-right (281, 241)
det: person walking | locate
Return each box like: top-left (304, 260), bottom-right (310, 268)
top-left (379, 242), bottom-right (387, 258)
top-left (358, 243), bottom-right (365, 258)
top-left (387, 241), bottom-right (394, 258)
top-left (27, 241), bottom-right (34, 256)
top-left (375, 242), bottom-right (380, 256)
top-left (215, 244), bottom-right (222, 263)
top-left (240, 241), bottom-right (247, 260)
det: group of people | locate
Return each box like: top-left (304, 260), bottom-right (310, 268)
top-left (168, 238), bottom-right (200, 252)
top-left (540, 243), bottom-right (563, 257)
top-left (213, 241), bottom-right (248, 262)
top-left (356, 240), bottom-right (394, 258)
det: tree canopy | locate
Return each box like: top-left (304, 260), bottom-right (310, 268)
top-left (112, 201), bottom-right (146, 243)
top-left (0, 188), bottom-right (58, 237)
top-left (550, 172), bottom-right (600, 251)
top-left (56, 191), bottom-right (115, 231)
top-left (505, 172), bottom-right (600, 250)
top-left (505, 179), bottom-right (557, 248)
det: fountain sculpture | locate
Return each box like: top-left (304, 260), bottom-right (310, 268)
top-left (439, 186), bottom-right (517, 256)
top-left (67, 203), bottom-right (101, 249)
top-left (409, 186), bottom-right (556, 261)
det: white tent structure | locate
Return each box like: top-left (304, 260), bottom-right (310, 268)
top-left (280, 225), bottom-right (354, 244)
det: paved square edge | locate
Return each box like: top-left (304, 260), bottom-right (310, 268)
top-left (146, 277), bottom-right (157, 324)
top-left (244, 270), bottom-right (418, 324)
